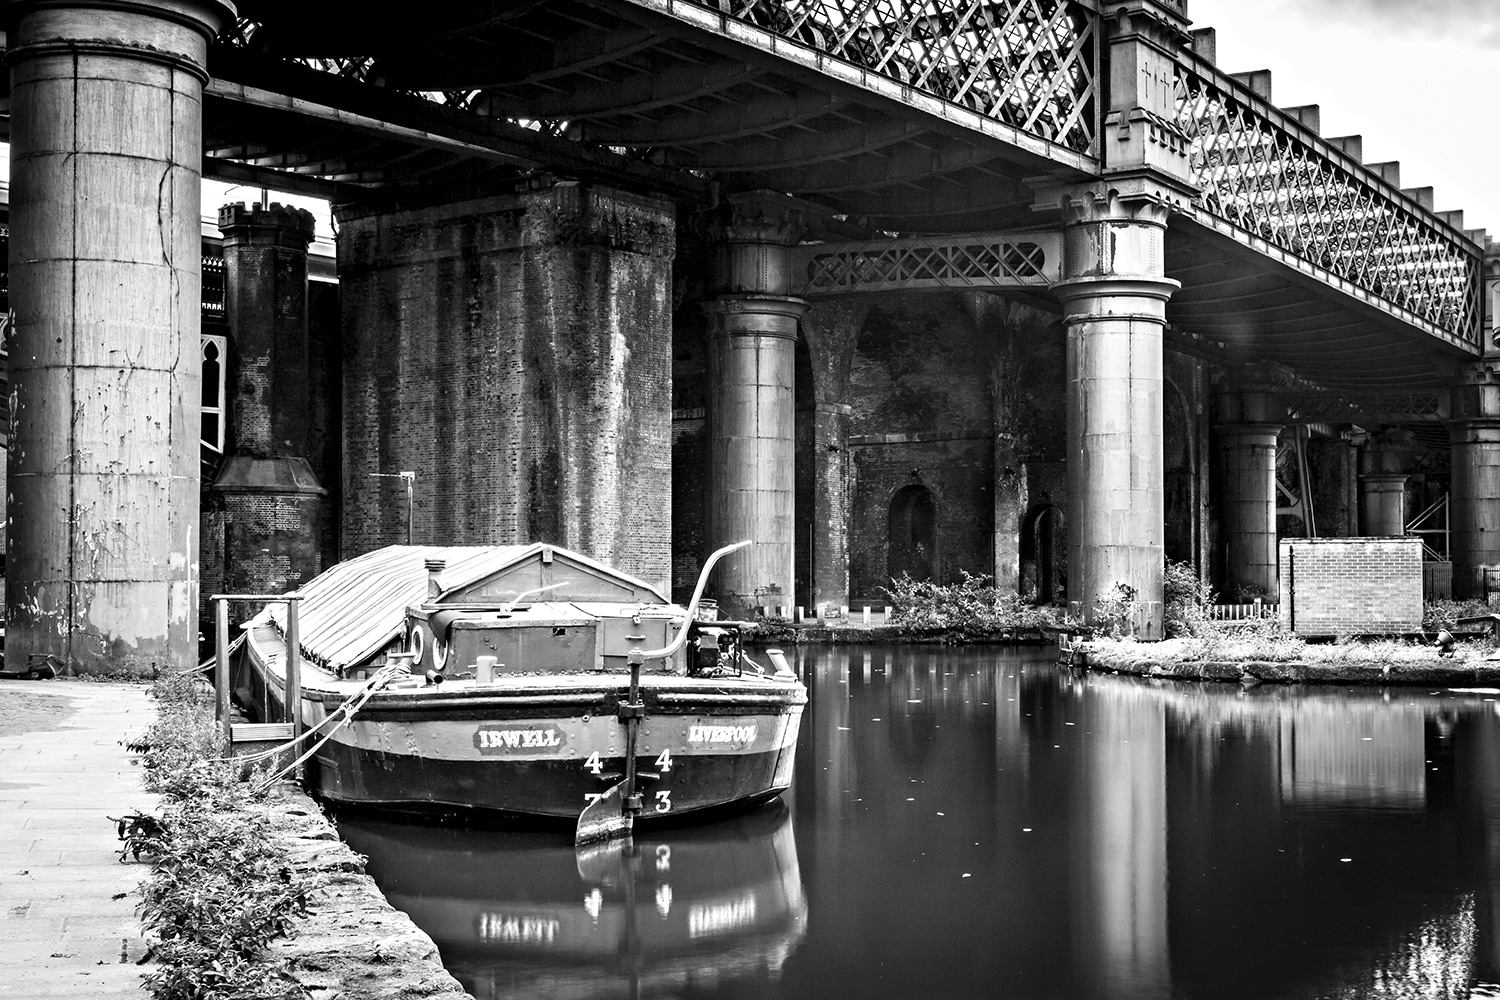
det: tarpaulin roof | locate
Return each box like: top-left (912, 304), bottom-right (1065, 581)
top-left (254, 543), bottom-right (668, 672)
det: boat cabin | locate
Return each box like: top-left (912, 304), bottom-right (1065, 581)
top-left (257, 543), bottom-right (749, 683)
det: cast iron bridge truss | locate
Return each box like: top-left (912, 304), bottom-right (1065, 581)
top-left (200, 0), bottom-right (1484, 380)
top-left (790, 231), bottom-right (1061, 295)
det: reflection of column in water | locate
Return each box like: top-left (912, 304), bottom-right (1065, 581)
top-left (1275, 698), bottom-right (1426, 808)
top-left (992, 660), bottom-right (1028, 797)
top-left (809, 647), bottom-right (854, 836)
top-left (1460, 707), bottom-right (1500, 983)
top-left (1069, 681), bottom-right (1170, 996)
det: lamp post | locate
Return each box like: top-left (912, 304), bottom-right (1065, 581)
top-left (370, 471), bottom-right (417, 544)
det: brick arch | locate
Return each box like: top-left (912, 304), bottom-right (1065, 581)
top-left (1020, 501), bottom-right (1062, 604)
top-left (888, 482), bottom-right (939, 583)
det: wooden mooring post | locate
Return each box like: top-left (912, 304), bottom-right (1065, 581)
top-left (211, 593), bottom-right (306, 747)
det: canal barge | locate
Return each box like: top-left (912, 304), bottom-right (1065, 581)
top-left (232, 541), bottom-right (806, 835)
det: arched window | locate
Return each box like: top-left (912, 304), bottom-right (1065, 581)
top-left (888, 484), bottom-right (937, 582)
top-left (1020, 504), bottom-right (1058, 604)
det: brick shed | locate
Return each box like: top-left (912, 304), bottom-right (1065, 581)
top-left (1278, 537), bottom-right (1424, 636)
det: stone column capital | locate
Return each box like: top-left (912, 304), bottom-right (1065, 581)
top-left (4, 0), bottom-right (238, 81)
top-left (1216, 422), bottom-right (1284, 443)
top-left (702, 294), bottom-right (807, 341)
top-left (715, 191), bottom-right (808, 247)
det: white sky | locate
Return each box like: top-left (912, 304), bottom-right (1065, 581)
top-left (1187, 0), bottom-right (1500, 238)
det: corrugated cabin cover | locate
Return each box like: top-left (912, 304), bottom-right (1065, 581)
top-left (258, 544), bottom-right (670, 672)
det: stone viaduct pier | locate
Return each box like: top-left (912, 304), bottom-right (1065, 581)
top-left (0, 0), bottom-right (1494, 670)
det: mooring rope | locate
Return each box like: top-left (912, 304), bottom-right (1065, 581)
top-left (249, 662), bottom-right (411, 793)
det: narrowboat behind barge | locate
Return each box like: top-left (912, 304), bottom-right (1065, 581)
top-left (232, 542), bottom-right (806, 832)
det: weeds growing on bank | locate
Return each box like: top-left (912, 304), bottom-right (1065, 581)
top-left (883, 571), bottom-right (1061, 642)
top-left (129, 671), bottom-right (310, 1000)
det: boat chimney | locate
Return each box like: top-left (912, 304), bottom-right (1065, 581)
top-left (424, 558), bottom-right (446, 600)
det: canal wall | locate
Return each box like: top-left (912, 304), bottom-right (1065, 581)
top-left (259, 784), bottom-right (475, 1000)
top-left (1076, 647), bottom-right (1500, 686)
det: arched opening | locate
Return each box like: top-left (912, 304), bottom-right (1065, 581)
top-left (888, 484), bottom-right (937, 582)
top-left (1020, 503), bottom-right (1058, 604)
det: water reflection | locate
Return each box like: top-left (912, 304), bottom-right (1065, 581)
top-left (338, 647), bottom-right (1500, 998)
top-left (339, 804), bottom-right (806, 999)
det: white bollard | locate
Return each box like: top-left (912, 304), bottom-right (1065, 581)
top-left (862, 606), bottom-right (871, 625)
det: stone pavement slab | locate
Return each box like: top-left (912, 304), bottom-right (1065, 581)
top-left (0, 681), bottom-right (159, 999)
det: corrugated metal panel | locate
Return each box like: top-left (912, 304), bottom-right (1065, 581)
top-left (260, 545), bottom-right (500, 671)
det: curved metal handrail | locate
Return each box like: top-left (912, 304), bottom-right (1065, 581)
top-left (633, 539), bottom-right (751, 662)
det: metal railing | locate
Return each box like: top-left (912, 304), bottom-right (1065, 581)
top-left (1406, 493), bottom-right (1450, 562)
top-left (678, 0), bottom-right (1100, 155)
top-left (1172, 51), bottom-right (1483, 348)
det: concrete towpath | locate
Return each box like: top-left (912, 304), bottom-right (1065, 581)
top-left (0, 680), bottom-right (160, 999)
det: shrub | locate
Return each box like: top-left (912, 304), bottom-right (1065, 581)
top-left (1163, 561), bottom-right (1215, 639)
top-left (1424, 599), bottom-right (1494, 632)
top-left (129, 671), bottom-right (312, 1000)
top-left (883, 571), bottom-right (1060, 642)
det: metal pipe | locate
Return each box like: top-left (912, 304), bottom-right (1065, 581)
top-left (635, 539), bottom-right (751, 661)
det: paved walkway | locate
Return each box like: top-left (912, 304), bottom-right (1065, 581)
top-left (0, 681), bottom-right (160, 999)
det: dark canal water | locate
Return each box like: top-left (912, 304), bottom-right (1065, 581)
top-left (335, 645), bottom-right (1500, 999)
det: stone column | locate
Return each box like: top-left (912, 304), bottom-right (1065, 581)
top-left (5, 0), bottom-right (234, 675)
top-left (1359, 430), bottom-right (1414, 537)
top-left (802, 297), bottom-right (871, 613)
top-left (1216, 424), bottom-right (1283, 598)
top-left (703, 196), bottom-right (807, 617)
top-left (1048, 192), bottom-right (1180, 638)
top-left (209, 203), bottom-right (326, 614)
top-left (1451, 362), bottom-right (1500, 598)
top-left (1036, 0), bottom-right (1194, 637)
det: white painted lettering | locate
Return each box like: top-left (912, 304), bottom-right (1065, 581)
top-left (688, 894), bottom-right (759, 938)
top-left (479, 913), bottom-right (559, 945)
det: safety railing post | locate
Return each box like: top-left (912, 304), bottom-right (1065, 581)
top-left (215, 597), bottom-right (231, 746)
top-left (286, 596), bottom-right (303, 736)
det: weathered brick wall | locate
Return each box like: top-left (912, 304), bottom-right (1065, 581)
top-left (307, 280), bottom-right (342, 565)
top-left (849, 434), bottom-right (993, 601)
top-left (846, 295), bottom-right (995, 599)
top-left (1278, 537), bottom-right (1424, 635)
top-left (1164, 356), bottom-right (1210, 570)
top-left (337, 184), bottom-right (675, 590)
top-left (842, 295), bottom-right (1068, 601)
top-left (670, 225), bottom-right (709, 600)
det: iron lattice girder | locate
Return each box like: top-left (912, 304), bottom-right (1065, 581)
top-left (789, 230), bottom-right (1060, 296)
top-left (1280, 392), bottom-right (1448, 425)
top-left (619, 0), bottom-right (1100, 165)
top-left (1173, 51), bottom-right (1483, 349)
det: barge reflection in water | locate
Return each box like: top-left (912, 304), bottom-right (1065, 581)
top-left (337, 646), bottom-right (1500, 999)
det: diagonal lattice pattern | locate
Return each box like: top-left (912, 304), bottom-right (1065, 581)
top-left (793, 233), bottom-right (1059, 294)
top-left (1174, 56), bottom-right (1482, 347)
top-left (684, 0), bottom-right (1099, 154)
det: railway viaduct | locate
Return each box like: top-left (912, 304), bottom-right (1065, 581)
top-left (0, 0), bottom-right (1495, 671)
